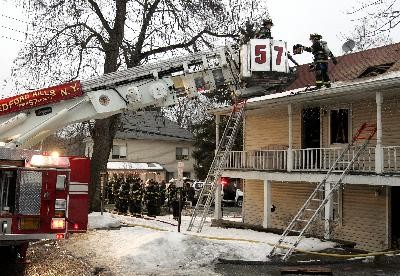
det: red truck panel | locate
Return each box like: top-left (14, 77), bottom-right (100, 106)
top-left (67, 157), bottom-right (90, 232)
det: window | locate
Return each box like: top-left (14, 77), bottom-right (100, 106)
top-left (183, 172), bottom-right (191, 178)
top-left (330, 109), bottom-right (349, 144)
top-left (112, 145), bottom-right (127, 159)
top-left (176, 147), bottom-right (189, 160)
top-left (358, 63), bottom-right (394, 78)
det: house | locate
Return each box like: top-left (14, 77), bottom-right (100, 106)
top-left (213, 42), bottom-right (400, 251)
top-left (85, 111), bottom-right (195, 181)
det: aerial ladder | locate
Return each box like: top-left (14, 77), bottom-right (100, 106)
top-left (0, 47), bottom-right (241, 148)
top-left (267, 122), bottom-right (377, 261)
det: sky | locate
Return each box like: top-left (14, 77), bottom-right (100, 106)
top-left (0, 0), bottom-right (399, 93)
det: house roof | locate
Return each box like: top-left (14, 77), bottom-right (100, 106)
top-left (211, 42), bottom-right (400, 114)
top-left (115, 111), bottom-right (193, 142)
top-left (286, 42), bottom-right (400, 91)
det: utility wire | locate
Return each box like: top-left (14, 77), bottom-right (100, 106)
top-left (0, 34), bottom-right (25, 43)
top-left (0, 24), bottom-right (30, 35)
top-left (0, 13), bottom-right (29, 24)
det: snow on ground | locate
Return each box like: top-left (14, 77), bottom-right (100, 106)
top-left (65, 212), bottom-right (336, 276)
top-left (88, 212), bottom-right (121, 229)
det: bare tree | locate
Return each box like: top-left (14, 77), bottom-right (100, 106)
top-left (10, 0), bottom-right (267, 211)
top-left (345, 0), bottom-right (399, 50)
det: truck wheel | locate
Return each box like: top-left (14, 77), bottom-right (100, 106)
top-left (236, 198), bottom-right (243, 207)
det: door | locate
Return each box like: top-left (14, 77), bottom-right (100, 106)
top-left (391, 187), bottom-right (400, 248)
top-left (302, 107), bottom-right (321, 168)
top-left (67, 157), bottom-right (90, 233)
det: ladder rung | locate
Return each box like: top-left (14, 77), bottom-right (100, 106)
top-left (311, 198), bottom-right (323, 202)
top-left (305, 208), bottom-right (317, 212)
top-left (288, 229), bottom-right (301, 234)
top-left (296, 219), bottom-right (308, 222)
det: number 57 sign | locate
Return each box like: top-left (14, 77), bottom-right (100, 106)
top-left (249, 39), bottom-right (288, 73)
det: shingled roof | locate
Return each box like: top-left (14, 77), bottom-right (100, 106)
top-left (115, 111), bottom-right (193, 141)
top-left (286, 42), bottom-right (400, 91)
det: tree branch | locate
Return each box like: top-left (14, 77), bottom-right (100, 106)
top-left (88, 0), bottom-right (112, 34)
top-left (141, 29), bottom-right (238, 59)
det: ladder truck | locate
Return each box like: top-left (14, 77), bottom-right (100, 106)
top-left (0, 39), bottom-right (291, 260)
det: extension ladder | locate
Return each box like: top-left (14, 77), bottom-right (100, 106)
top-left (187, 101), bottom-right (246, 232)
top-left (267, 122), bottom-right (377, 261)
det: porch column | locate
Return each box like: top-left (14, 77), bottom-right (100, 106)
top-left (263, 179), bottom-right (272, 228)
top-left (375, 92), bottom-right (384, 174)
top-left (324, 182), bottom-right (334, 239)
top-left (287, 104), bottom-right (293, 172)
top-left (214, 114), bottom-right (222, 220)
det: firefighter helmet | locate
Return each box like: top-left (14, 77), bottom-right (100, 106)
top-left (309, 33), bottom-right (322, 40)
top-left (262, 18), bottom-right (273, 27)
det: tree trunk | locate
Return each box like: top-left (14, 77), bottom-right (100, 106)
top-left (89, 115), bottom-right (120, 211)
top-left (88, 0), bottom-right (127, 211)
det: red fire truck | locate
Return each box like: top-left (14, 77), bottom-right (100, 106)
top-left (0, 150), bottom-right (89, 260)
top-left (0, 39), bottom-right (288, 260)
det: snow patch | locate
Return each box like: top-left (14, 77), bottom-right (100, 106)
top-left (67, 214), bottom-right (337, 275)
top-left (88, 212), bottom-right (121, 229)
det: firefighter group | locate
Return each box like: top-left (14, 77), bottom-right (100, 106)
top-left (106, 174), bottom-right (195, 219)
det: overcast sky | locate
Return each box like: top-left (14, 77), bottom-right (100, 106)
top-left (0, 0), bottom-right (399, 92)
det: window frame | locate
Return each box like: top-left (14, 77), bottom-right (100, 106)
top-left (111, 144), bottom-right (127, 159)
top-left (176, 147), bottom-right (189, 160)
top-left (328, 107), bottom-right (352, 146)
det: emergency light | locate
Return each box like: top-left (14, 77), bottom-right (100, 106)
top-left (30, 154), bottom-right (70, 168)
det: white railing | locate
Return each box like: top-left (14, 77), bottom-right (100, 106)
top-left (224, 150), bottom-right (287, 171)
top-left (223, 146), bottom-right (400, 174)
top-left (383, 146), bottom-right (400, 172)
top-left (292, 147), bottom-right (375, 172)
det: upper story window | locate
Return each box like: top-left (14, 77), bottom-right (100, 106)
top-left (112, 145), bottom-right (127, 159)
top-left (330, 109), bottom-right (349, 144)
top-left (176, 147), bottom-right (189, 160)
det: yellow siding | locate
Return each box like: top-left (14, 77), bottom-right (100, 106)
top-left (243, 180), bottom-right (264, 225)
top-left (334, 185), bottom-right (387, 251)
top-left (245, 108), bottom-right (301, 150)
top-left (321, 97), bottom-right (400, 147)
top-left (271, 181), bottom-right (317, 230)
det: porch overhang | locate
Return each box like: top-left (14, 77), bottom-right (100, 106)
top-left (222, 170), bottom-right (400, 186)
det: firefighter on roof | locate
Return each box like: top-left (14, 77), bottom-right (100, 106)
top-left (293, 33), bottom-right (338, 88)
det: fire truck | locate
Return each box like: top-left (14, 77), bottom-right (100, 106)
top-left (0, 39), bottom-right (291, 260)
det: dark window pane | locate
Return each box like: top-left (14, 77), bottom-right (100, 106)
top-left (331, 109), bottom-right (349, 144)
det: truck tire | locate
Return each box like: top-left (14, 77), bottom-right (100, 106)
top-left (236, 198), bottom-right (243, 207)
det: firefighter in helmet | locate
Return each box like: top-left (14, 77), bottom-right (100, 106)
top-left (118, 176), bottom-right (130, 213)
top-left (167, 179), bottom-right (179, 220)
top-left (293, 33), bottom-right (338, 88)
top-left (255, 18), bottom-right (273, 39)
top-left (128, 176), bottom-right (143, 216)
top-left (144, 179), bottom-right (160, 217)
top-left (112, 174), bottom-right (122, 211)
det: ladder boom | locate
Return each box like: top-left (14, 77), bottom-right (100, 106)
top-left (0, 47), bottom-right (239, 148)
